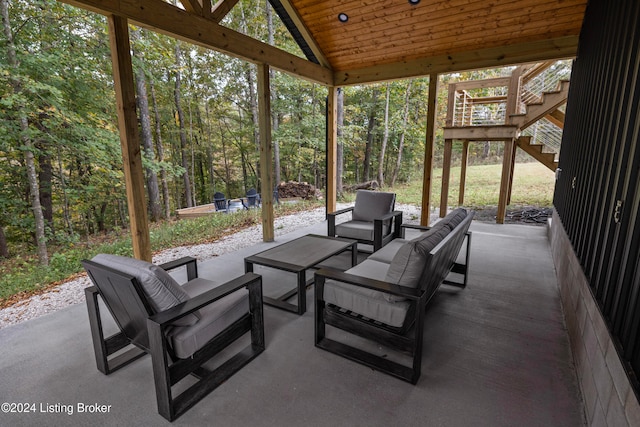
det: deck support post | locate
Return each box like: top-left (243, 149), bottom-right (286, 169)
top-left (107, 14), bottom-right (151, 261)
top-left (326, 86), bottom-right (338, 215)
top-left (439, 138), bottom-right (453, 218)
top-left (459, 140), bottom-right (469, 206)
top-left (257, 63), bottom-right (274, 242)
top-left (507, 141), bottom-right (518, 205)
top-left (497, 138), bottom-right (516, 224)
top-left (421, 73), bottom-right (439, 226)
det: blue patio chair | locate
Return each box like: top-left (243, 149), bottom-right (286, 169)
top-left (213, 192), bottom-right (228, 213)
top-left (241, 188), bottom-right (261, 209)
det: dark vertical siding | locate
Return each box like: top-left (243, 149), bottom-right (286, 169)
top-left (554, 0), bottom-right (640, 391)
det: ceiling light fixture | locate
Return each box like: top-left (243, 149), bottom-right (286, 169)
top-left (338, 13), bottom-right (349, 22)
top-left (409, 0), bottom-right (421, 4)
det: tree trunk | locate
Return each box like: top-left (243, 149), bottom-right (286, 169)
top-left (174, 41), bottom-right (193, 208)
top-left (37, 141), bottom-right (54, 233)
top-left (378, 83), bottom-right (391, 187)
top-left (337, 88), bottom-right (344, 196)
top-left (56, 147), bottom-right (73, 235)
top-left (391, 80), bottom-right (414, 187)
top-left (1, 0), bottom-right (48, 265)
top-left (150, 79), bottom-right (171, 219)
top-left (132, 30), bottom-right (161, 222)
top-left (0, 225), bottom-right (8, 258)
top-left (363, 87), bottom-right (379, 182)
top-left (266, 1), bottom-right (281, 187)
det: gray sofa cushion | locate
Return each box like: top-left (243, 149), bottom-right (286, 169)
top-left (91, 254), bottom-right (199, 326)
top-left (351, 190), bottom-right (395, 222)
top-left (368, 239), bottom-right (407, 264)
top-left (439, 208), bottom-right (468, 231)
top-left (384, 225), bottom-right (451, 302)
top-left (168, 278), bottom-right (249, 359)
top-left (323, 260), bottom-right (410, 328)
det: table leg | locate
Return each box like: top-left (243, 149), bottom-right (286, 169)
top-left (297, 270), bottom-right (306, 315)
top-left (351, 242), bottom-right (357, 267)
top-left (245, 260), bottom-right (254, 273)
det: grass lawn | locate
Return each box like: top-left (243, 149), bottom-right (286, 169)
top-left (392, 162), bottom-right (555, 209)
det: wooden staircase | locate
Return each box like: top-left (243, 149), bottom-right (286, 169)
top-left (510, 80), bottom-right (570, 131)
top-left (516, 136), bottom-right (558, 171)
top-left (440, 60), bottom-right (571, 223)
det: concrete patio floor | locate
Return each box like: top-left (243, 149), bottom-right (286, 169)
top-left (0, 219), bottom-right (585, 426)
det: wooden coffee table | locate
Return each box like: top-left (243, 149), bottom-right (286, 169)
top-left (244, 234), bottom-right (357, 314)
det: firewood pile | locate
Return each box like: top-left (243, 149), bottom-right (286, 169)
top-left (276, 181), bottom-right (321, 199)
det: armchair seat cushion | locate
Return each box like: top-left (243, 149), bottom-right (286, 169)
top-left (91, 254), bottom-right (199, 326)
top-left (323, 260), bottom-right (410, 328)
top-left (168, 278), bottom-right (249, 359)
top-left (335, 220), bottom-right (390, 242)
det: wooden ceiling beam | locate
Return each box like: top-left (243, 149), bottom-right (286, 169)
top-left (61, 0), bottom-right (333, 85)
top-left (334, 36), bottom-right (579, 86)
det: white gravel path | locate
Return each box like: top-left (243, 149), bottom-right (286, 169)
top-left (0, 204), bottom-right (422, 330)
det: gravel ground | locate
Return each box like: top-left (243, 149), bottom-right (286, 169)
top-left (0, 203), bottom-right (422, 330)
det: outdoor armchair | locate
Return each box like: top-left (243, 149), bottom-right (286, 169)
top-left (328, 190), bottom-right (402, 252)
top-left (213, 192), bottom-right (229, 212)
top-left (82, 254), bottom-right (264, 421)
top-left (241, 188), bottom-right (261, 209)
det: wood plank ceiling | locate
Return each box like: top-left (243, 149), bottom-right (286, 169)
top-left (290, 0), bottom-right (587, 80)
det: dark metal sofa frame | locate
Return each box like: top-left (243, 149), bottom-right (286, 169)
top-left (315, 212), bottom-right (473, 384)
top-left (82, 256), bottom-right (264, 421)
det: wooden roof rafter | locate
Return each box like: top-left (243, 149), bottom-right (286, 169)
top-left (211, 0), bottom-right (239, 23)
top-left (62, 0), bottom-right (333, 85)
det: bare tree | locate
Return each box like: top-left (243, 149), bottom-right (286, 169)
top-left (378, 83), bottom-right (391, 187)
top-left (150, 79), bottom-right (171, 219)
top-left (1, 0), bottom-right (48, 265)
top-left (132, 29), bottom-right (161, 221)
top-left (174, 41), bottom-right (193, 207)
top-left (391, 80), bottom-right (414, 187)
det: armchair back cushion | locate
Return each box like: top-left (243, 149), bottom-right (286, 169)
top-left (352, 190), bottom-right (395, 222)
top-left (91, 254), bottom-right (199, 326)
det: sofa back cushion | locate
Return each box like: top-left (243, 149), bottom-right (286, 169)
top-left (352, 190), bottom-right (395, 222)
top-left (91, 254), bottom-right (199, 326)
top-left (384, 225), bottom-right (451, 302)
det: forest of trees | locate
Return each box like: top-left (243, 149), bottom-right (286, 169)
top-left (0, 0), bottom-right (520, 266)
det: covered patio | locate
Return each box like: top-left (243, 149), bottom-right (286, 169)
top-left (0, 219), bottom-right (584, 426)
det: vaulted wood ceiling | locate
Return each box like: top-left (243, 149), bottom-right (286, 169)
top-left (63, 0), bottom-right (588, 85)
top-left (291, 0), bottom-right (587, 71)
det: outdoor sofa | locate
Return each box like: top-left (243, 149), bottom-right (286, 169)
top-left (315, 208), bottom-right (474, 384)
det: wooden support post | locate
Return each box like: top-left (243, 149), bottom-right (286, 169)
top-left (421, 73), bottom-right (439, 226)
top-left (257, 63), bottom-right (274, 242)
top-left (497, 139), bottom-right (515, 224)
top-left (459, 140), bottom-right (469, 206)
top-left (439, 139), bottom-right (453, 218)
top-left (107, 15), bottom-right (151, 261)
top-left (507, 142), bottom-right (518, 205)
top-left (326, 86), bottom-right (338, 215)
